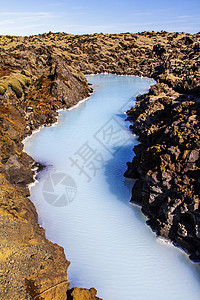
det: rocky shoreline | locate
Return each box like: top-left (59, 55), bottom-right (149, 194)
top-left (125, 82), bottom-right (200, 261)
top-left (0, 43), bottom-right (100, 299)
top-left (0, 31), bottom-right (199, 298)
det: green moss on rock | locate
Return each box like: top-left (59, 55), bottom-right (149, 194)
top-left (0, 72), bottom-right (31, 97)
top-left (9, 77), bottom-right (23, 97)
top-left (0, 81), bottom-right (8, 95)
top-left (72, 71), bottom-right (87, 83)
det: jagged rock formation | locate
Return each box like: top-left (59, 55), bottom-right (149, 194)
top-left (0, 31), bottom-right (199, 298)
top-left (0, 174), bottom-right (70, 299)
top-left (67, 288), bottom-right (102, 300)
top-left (0, 40), bottom-right (94, 299)
top-left (125, 83), bottom-right (200, 261)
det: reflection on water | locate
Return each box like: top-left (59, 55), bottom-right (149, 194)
top-left (24, 75), bottom-right (200, 300)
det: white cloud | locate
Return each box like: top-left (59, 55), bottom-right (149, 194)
top-left (0, 11), bottom-right (58, 35)
top-left (0, 11), bottom-right (54, 25)
top-left (46, 3), bottom-right (64, 7)
top-left (0, 12), bottom-right (51, 16)
top-left (177, 15), bottom-right (193, 19)
top-left (0, 7), bottom-right (199, 36)
top-left (130, 11), bottom-right (152, 17)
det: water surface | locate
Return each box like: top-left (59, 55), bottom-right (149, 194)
top-left (24, 75), bottom-right (200, 300)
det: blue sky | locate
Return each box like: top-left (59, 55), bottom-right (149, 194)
top-left (0, 0), bottom-right (199, 36)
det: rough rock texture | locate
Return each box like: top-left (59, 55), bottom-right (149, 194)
top-left (67, 288), bottom-right (102, 300)
top-left (0, 174), bottom-right (70, 300)
top-left (0, 31), bottom-right (199, 298)
top-left (0, 39), bottom-right (94, 299)
top-left (125, 85), bottom-right (200, 261)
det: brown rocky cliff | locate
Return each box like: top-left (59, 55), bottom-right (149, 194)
top-left (0, 45), bottom-right (96, 299)
top-left (0, 173), bottom-right (70, 299)
top-left (67, 288), bottom-right (102, 300)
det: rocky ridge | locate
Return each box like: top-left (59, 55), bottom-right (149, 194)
top-left (0, 40), bottom-right (98, 299)
top-left (125, 83), bottom-right (200, 261)
top-left (0, 31), bottom-right (199, 298)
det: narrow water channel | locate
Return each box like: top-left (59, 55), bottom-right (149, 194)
top-left (24, 74), bottom-right (200, 300)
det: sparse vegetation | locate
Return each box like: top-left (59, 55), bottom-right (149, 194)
top-left (0, 72), bottom-right (31, 97)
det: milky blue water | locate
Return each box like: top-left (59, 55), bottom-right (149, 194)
top-left (24, 74), bottom-right (200, 300)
